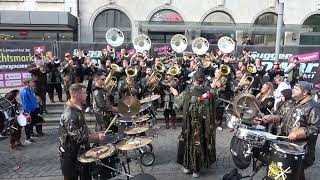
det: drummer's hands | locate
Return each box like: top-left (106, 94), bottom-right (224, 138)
top-left (112, 106), bottom-right (118, 112)
top-left (288, 131), bottom-right (298, 141)
top-left (98, 132), bottom-right (106, 141)
top-left (262, 115), bottom-right (273, 123)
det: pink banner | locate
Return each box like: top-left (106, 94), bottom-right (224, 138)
top-left (288, 51), bottom-right (320, 63)
top-left (0, 71), bottom-right (30, 88)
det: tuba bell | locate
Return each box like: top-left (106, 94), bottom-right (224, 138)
top-left (133, 34), bottom-right (151, 52)
top-left (192, 37), bottom-right (209, 55)
top-left (105, 28), bottom-right (124, 47)
top-left (171, 34), bottom-right (188, 53)
top-left (217, 36), bottom-right (235, 53)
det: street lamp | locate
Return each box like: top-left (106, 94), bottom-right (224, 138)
top-left (275, 0), bottom-right (285, 61)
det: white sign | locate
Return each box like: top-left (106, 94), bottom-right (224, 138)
top-left (0, 74), bottom-right (3, 80)
top-left (5, 80), bottom-right (22, 87)
top-left (22, 73), bottom-right (31, 79)
top-left (4, 73), bottom-right (21, 80)
top-left (0, 81), bottom-right (4, 87)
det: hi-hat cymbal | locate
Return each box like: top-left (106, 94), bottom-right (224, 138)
top-left (115, 137), bottom-right (152, 151)
top-left (118, 96), bottom-right (141, 117)
top-left (123, 125), bottom-right (150, 135)
top-left (78, 144), bottom-right (115, 163)
top-left (140, 95), bottom-right (160, 104)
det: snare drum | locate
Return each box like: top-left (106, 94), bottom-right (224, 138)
top-left (235, 128), bottom-right (267, 148)
top-left (267, 141), bottom-right (305, 180)
top-left (139, 103), bottom-right (156, 119)
top-left (116, 117), bottom-right (134, 134)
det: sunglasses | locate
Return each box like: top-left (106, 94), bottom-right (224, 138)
top-left (100, 78), bottom-right (106, 81)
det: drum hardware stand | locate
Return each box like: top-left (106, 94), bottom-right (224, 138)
top-left (95, 159), bottom-right (134, 179)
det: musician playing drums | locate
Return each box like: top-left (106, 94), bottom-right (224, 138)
top-left (171, 71), bottom-right (217, 178)
top-left (59, 83), bottom-right (106, 180)
top-left (262, 81), bottom-right (320, 180)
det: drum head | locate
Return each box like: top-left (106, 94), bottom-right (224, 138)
top-left (130, 173), bottom-right (157, 180)
top-left (271, 141), bottom-right (305, 155)
top-left (17, 114), bottom-right (27, 126)
top-left (230, 136), bottom-right (251, 169)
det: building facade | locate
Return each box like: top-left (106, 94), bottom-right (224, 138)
top-left (79, 0), bottom-right (320, 45)
top-left (0, 0), bottom-right (78, 41)
top-left (0, 0), bottom-right (320, 45)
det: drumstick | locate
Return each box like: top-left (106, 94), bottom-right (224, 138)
top-left (104, 114), bottom-right (118, 135)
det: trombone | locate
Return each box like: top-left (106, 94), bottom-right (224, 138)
top-left (163, 65), bottom-right (180, 94)
top-left (104, 64), bottom-right (120, 93)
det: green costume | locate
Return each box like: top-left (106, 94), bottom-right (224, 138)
top-left (175, 84), bottom-right (217, 173)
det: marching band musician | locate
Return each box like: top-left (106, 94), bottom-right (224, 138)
top-left (92, 71), bottom-right (118, 132)
top-left (250, 58), bottom-right (266, 96)
top-left (59, 83), bottom-right (106, 180)
top-left (161, 72), bottom-right (179, 129)
top-left (100, 45), bottom-right (115, 68)
top-left (211, 68), bottom-right (227, 131)
top-left (72, 49), bottom-right (85, 83)
top-left (267, 61), bottom-right (284, 84)
top-left (255, 82), bottom-right (275, 115)
top-left (233, 69), bottom-right (251, 93)
top-left (286, 57), bottom-right (303, 88)
top-left (45, 51), bottom-right (63, 103)
top-left (29, 57), bottom-right (48, 113)
top-left (82, 56), bottom-right (98, 112)
top-left (61, 55), bottom-right (77, 100)
top-left (117, 68), bottom-right (140, 97)
top-left (171, 70), bottom-right (217, 178)
top-left (262, 81), bottom-right (320, 180)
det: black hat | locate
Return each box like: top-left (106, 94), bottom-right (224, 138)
top-left (281, 89), bottom-right (292, 101)
top-left (193, 70), bottom-right (205, 83)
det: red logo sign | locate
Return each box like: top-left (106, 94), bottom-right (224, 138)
top-left (33, 46), bottom-right (46, 54)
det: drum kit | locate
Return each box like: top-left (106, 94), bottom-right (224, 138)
top-left (222, 93), bottom-right (306, 180)
top-left (78, 94), bottom-right (161, 179)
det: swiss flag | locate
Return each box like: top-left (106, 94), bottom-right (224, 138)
top-left (33, 46), bottom-right (46, 54)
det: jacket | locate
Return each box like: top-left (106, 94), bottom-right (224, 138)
top-left (278, 96), bottom-right (320, 167)
top-left (58, 101), bottom-right (89, 157)
top-left (92, 84), bottom-right (113, 124)
top-left (20, 87), bottom-right (37, 113)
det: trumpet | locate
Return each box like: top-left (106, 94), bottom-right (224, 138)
top-left (146, 63), bottom-right (165, 91)
top-left (183, 53), bottom-right (193, 61)
top-left (246, 64), bottom-right (257, 74)
top-left (54, 59), bottom-right (61, 64)
top-left (213, 65), bottom-right (230, 91)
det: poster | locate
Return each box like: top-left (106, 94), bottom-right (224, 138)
top-left (0, 41), bottom-right (53, 89)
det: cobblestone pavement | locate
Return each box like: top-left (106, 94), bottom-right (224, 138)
top-left (0, 125), bottom-right (320, 180)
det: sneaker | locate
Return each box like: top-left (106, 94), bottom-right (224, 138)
top-left (183, 167), bottom-right (191, 174)
top-left (24, 139), bottom-right (33, 145)
top-left (217, 127), bottom-right (223, 131)
top-left (85, 107), bottom-right (91, 113)
top-left (192, 172), bottom-right (200, 178)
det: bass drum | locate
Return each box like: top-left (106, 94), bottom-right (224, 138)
top-left (230, 135), bottom-right (251, 169)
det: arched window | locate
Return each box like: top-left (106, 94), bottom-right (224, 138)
top-left (201, 11), bottom-right (235, 44)
top-left (148, 9), bottom-right (184, 43)
top-left (93, 9), bottom-right (131, 42)
top-left (301, 14), bottom-right (320, 45)
top-left (253, 12), bottom-right (278, 45)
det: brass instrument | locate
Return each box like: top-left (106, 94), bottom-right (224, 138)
top-left (105, 64), bottom-right (120, 84)
top-left (213, 65), bottom-right (230, 91)
top-left (124, 52), bottom-right (130, 58)
top-left (183, 52), bottom-right (193, 61)
top-left (167, 65), bottom-right (180, 76)
top-left (246, 64), bottom-right (257, 74)
top-left (105, 77), bottom-right (117, 94)
top-left (125, 66), bottom-right (138, 95)
top-left (236, 73), bottom-right (254, 93)
top-left (146, 63), bottom-right (165, 91)
top-left (54, 59), bottom-right (61, 64)
top-left (164, 77), bottom-right (179, 94)
top-left (192, 37), bottom-right (209, 55)
top-left (106, 28), bottom-right (124, 47)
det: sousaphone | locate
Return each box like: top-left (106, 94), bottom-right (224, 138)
top-left (105, 28), bottom-right (124, 47)
top-left (133, 34), bottom-right (151, 52)
top-left (192, 37), bottom-right (209, 55)
top-left (217, 36), bottom-right (235, 53)
top-left (171, 34), bottom-right (188, 53)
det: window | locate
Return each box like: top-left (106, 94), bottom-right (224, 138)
top-left (252, 12), bottom-right (277, 45)
top-left (201, 11), bottom-right (235, 44)
top-left (300, 14), bottom-right (320, 45)
top-left (148, 9), bottom-right (184, 43)
top-left (93, 9), bottom-right (131, 42)
top-left (0, 30), bottom-right (73, 41)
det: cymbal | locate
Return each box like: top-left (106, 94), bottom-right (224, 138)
top-left (139, 103), bottom-right (152, 112)
top-left (117, 116), bottom-right (150, 123)
top-left (115, 137), bottom-right (152, 151)
top-left (123, 125), bottom-right (150, 135)
top-left (78, 144), bottom-right (115, 163)
top-left (140, 95), bottom-right (160, 104)
top-left (118, 96), bottom-right (141, 117)
top-left (234, 93), bottom-right (260, 122)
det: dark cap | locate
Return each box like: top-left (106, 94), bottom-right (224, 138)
top-left (280, 89), bottom-right (292, 101)
top-left (295, 81), bottom-right (313, 93)
top-left (193, 70), bottom-right (205, 83)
